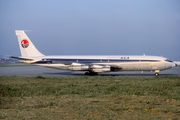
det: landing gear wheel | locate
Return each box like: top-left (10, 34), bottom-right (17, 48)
top-left (84, 72), bottom-right (98, 76)
top-left (84, 72), bottom-right (89, 76)
top-left (90, 72), bottom-right (98, 76)
top-left (155, 73), bottom-right (159, 76)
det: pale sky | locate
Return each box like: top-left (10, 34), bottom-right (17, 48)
top-left (0, 0), bottom-right (180, 60)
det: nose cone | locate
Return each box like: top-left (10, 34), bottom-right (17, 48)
top-left (166, 62), bottom-right (176, 69)
top-left (172, 63), bottom-right (176, 67)
top-left (174, 61), bottom-right (180, 66)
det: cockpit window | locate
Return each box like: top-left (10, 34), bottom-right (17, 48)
top-left (165, 59), bottom-right (173, 62)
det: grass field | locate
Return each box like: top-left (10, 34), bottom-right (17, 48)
top-left (0, 76), bottom-right (180, 119)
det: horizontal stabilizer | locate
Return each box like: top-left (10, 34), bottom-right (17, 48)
top-left (9, 56), bottom-right (34, 61)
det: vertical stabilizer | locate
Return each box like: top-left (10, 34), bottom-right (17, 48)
top-left (15, 30), bottom-right (44, 57)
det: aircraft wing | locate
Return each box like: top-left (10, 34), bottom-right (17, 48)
top-left (45, 58), bottom-right (121, 68)
top-left (40, 58), bottom-right (123, 72)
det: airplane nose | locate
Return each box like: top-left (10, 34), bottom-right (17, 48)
top-left (172, 63), bottom-right (176, 67)
top-left (174, 61), bottom-right (180, 66)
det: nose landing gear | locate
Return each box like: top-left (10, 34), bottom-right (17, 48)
top-left (154, 70), bottom-right (160, 76)
top-left (155, 72), bottom-right (159, 76)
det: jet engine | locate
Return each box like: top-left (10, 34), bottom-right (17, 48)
top-left (89, 68), bottom-right (111, 72)
top-left (89, 65), bottom-right (122, 73)
top-left (67, 66), bottom-right (89, 71)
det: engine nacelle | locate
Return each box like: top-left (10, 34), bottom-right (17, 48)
top-left (90, 64), bottom-right (104, 69)
top-left (90, 68), bottom-right (111, 72)
top-left (110, 66), bottom-right (122, 71)
top-left (68, 66), bottom-right (89, 71)
top-left (90, 66), bottom-right (122, 73)
top-left (71, 63), bottom-right (83, 66)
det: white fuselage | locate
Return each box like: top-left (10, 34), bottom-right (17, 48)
top-left (22, 55), bottom-right (176, 72)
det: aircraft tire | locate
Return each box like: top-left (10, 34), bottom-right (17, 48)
top-left (84, 72), bottom-right (90, 76)
top-left (155, 73), bottom-right (159, 76)
top-left (84, 72), bottom-right (98, 76)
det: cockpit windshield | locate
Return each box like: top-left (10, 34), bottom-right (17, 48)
top-left (165, 59), bottom-right (173, 62)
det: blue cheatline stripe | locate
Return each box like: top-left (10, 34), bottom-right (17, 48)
top-left (38, 58), bottom-right (160, 64)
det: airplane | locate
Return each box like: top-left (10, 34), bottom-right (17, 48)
top-left (10, 30), bottom-right (179, 76)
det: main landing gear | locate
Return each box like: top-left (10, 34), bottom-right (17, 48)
top-left (84, 72), bottom-right (98, 76)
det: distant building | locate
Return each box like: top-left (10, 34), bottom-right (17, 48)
top-left (0, 56), bottom-right (20, 64)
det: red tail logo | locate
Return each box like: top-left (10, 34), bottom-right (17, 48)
top-left (21, 40), bottom-right (29, 48)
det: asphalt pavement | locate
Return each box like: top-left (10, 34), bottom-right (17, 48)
top-left (0, 65), bottom-right (180, 76)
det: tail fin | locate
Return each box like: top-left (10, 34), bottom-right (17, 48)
top-left (15, 30), bottom-right (44, 57)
